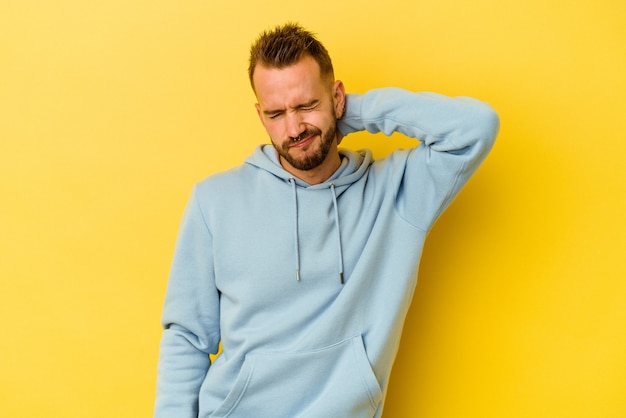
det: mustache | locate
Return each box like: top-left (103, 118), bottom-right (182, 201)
top-left (284, 128), bottom-right (322, 149)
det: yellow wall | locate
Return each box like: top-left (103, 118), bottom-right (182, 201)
top-left (1, 1), bottom-right (624, 416)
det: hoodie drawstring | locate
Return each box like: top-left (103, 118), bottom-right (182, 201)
top-left (289, 178), bottom-right (301, 282)
top-left (329, 183), bottom-right (345, 284)
top-left (289, 178), bottom-right (345, 285)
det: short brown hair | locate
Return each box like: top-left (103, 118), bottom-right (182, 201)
top-left (248, 23), bottom-right (334, 90)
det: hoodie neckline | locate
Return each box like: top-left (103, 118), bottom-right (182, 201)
top-left (245, 144), bottom-right (373, 190)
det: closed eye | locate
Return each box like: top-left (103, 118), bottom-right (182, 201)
top-left (265, 111), bottom-right (284, 119)
top-left (263, 100), bottom-right (319, 119)
top-left (297, 100), bottom-right (320, 111)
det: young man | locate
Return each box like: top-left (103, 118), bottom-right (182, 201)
top-left (155, 23), bottom-right (499, 418)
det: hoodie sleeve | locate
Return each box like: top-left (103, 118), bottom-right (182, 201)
top-left (338, 88), bottom-right (500, 231)
top-left (155, 186), bottom-right (221, 418)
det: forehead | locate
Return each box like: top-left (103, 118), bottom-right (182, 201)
top-left (253, 56), bottom-right (329, 106)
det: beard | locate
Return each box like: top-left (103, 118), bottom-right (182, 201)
top-left (273, 120), bottom-right (337, 171)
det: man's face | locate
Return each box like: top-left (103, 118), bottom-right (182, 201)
top-left (253, 55), bottom-right (344, 176)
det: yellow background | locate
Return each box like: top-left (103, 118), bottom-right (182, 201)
top-left (1, 0), bottom-right (624, 416)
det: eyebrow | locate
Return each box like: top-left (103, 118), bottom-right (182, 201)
top-left (263, 99), bottom-right (320, 116)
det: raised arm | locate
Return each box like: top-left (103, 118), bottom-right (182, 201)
top-left (339, 88), bottom-right (500, 230)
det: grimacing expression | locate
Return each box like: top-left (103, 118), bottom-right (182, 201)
top-left (253, 55), bottom-right (344, 175)
top-left (274, 116), bottom-right (337, 171)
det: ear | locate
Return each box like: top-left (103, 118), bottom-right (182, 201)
top-left (332, 80), bottom-right (346, 119)
top-left (255, 103), bottom-right (266, 127)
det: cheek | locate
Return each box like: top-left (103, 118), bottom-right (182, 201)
top-left (304, 112), bottom-right (332, 130)
top-left (263, 121), bottom-right (287, 145)
top-left (312, 113), bottom-right (335, 133)
top-left (261, 118), bottom-right (279, 134)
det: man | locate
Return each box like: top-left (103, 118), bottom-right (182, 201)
top-left (155, 23), bottom-right (499, 418)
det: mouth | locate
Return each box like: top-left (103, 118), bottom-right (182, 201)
top-left (289, 134), bottom-right (316, 149)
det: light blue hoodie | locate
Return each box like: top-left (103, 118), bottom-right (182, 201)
top-left (155, 88), bottom-right (499, 418)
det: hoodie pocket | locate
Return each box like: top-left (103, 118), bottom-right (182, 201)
top-left (210, 335), bottom-right (382, 418)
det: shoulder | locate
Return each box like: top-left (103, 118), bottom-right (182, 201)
top-left (196, 163), bottom-right (255, 193)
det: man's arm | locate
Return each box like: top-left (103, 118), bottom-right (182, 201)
top-left (339, 88), bottom-right (500, 231)
top-left (155, 186), bottom-right (221, 418)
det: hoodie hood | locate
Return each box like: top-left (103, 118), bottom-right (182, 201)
top-left (244, 144), bottom-right (373, 191)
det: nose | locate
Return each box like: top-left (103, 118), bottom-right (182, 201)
top-left (285, 111), bottom-right (304, 139)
